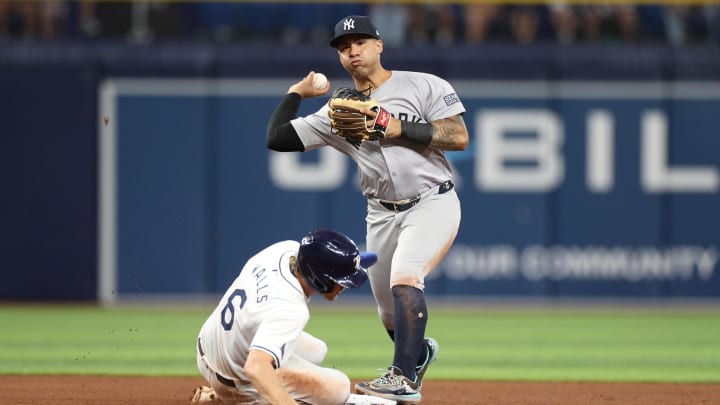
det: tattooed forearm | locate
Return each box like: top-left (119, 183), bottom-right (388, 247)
top-left (430, 115), bottom-right (469, 151)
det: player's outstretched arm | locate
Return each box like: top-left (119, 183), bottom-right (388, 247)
top-left (428, 114), bottom-right (469, 151)
top-left (266, 72), bottom-right (331, 152)
top-left (266, 93), bottom-right (305, 152)
top-left (381, 113), bottom-right (469, 151)
top-left (244, 350), bottom-right (299, 405)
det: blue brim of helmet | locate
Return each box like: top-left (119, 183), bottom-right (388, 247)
top-left (360, 251), bottom-right (378, 268)
top-left (339, 251), bottom-right (376, 289)
top-left (328, 251), bottom-right (376, 290)
top-left (334, 267), bottom-right (368, 289)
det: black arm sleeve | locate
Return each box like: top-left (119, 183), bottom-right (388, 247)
top-left (266, 93), bottom-right (305, 152)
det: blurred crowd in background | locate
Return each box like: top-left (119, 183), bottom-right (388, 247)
top-left (0, 1), bottom-right (719, 46)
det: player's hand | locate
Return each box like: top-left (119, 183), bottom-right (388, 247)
top-left (288, 71), bottom-right (331, 99)
top-left (354, 104), bottom-right (401, 138)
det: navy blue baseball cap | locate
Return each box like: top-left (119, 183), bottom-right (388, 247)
top-left (330, 15), bottom-right (381, 47)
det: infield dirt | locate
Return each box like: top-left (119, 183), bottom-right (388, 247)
top-left (1, 376), bottom-right (718, 404)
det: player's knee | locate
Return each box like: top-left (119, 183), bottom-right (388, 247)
top-left (325, 368), bottom-right (352, 403)
top-left (304, 336), bottom-right (328, 365)
top-left (314, 339), bottom-right (328, 363)
top-left (336, 371), bottom-right (351, 391)
top-left (389, 275), bottom-right (425, 291)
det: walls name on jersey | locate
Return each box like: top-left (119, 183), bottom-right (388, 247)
top-left (253, 265), bottom-right (270, 303)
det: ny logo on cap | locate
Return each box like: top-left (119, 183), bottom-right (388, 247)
top-left (343, 18), bottom-right (355, 31)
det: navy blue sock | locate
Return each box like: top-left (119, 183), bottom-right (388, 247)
top-left (387, 327), bottom-right (429, 368)
top-left (391, 285), bottom-right (428, 381)
top-left (416, 340), bottom-right (429, 368)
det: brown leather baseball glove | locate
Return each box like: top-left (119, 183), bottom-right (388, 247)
top-left (327, 87), bottom-right (390, 148)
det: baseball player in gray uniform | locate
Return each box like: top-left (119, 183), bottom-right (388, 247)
top-left (192, 229), bottom-right (395, 405)
top-left (266, 15), bottom-right (468, 404)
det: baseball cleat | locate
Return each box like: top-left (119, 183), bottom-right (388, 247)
top-left (355, 366), bottom-right (421, 404)
top-left (414, 337), bottom-right (439, 389)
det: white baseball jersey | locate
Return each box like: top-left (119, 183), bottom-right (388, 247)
top-left (291, 70), bottom-right (466, 201)
top-left (198, 240), bottom-right (309, 385)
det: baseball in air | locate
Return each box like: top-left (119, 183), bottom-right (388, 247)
top-left (312, 73), bottom-right (328, 90)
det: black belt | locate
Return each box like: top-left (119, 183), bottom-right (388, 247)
top-left (197, 338), bottom-right (236, 388)
top-left (379, 180), bottom-right (454, 213)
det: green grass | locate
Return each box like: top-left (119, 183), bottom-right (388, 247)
top-left (1, 304), bottom-right (719, 382)
top-left (0, 305), bottom-right (208, 376)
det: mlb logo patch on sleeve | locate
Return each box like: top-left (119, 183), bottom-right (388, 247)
top-left (444, 93), bottom-right (460, 106)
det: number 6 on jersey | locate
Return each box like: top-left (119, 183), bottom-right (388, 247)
top-left (220, 289), bottom-right (247, 331)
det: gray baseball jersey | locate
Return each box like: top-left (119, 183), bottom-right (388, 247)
top-left (291, 70), bottom-right (466, 201)
top-left (290, 70), bottom-right (465, 330)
